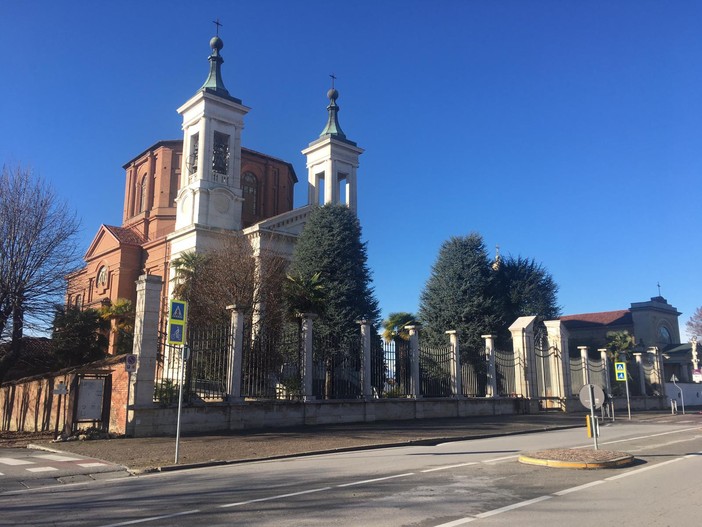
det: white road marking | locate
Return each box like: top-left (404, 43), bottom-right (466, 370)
top-left (78, 462), bottom-right (107, 468)
top-left (26, 467), bottom-right (58, 473)
top-left (33, 454), bottom-right (82, 462)
top-left (605, 457), bottom-right (685, 481)
top-left (476, 495), bottom-right (552, 518)
top-left (422, 462), bottom-right (478, 473)
top-left (101, 510), bottom-right (200, 527)
top-left (482, 455), bottom-right (519, 463)
top-left (336, 472), bottom-right (414, 487)
top-left (0, 457), bottom-right (34, 466)
top-left (553, 480), bottom-right (605, 496)
top-left (219, 487), bottom-right (332, 508)
top-left (432, 515), bottom-right (477, 526)
top-left (0, 472), bottom-right (4, 476)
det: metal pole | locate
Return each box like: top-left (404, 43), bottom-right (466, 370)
top-left (125, 372), bottom-right (131, 437)
top-left (174, 345), bottom-right (186, 464)
top-left (589, 383), bottom-right (599, 450)
top-left (672, 378), bottom-right (685, 415)
top-left (624, 371), bottom-right (631, 420)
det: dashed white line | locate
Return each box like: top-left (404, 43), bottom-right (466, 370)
top-left (422, 462), bottom-right (478, 473)
top-left (78, 462), bottom-right (107, 468)
top-left (432, 515), bottom-right (477, 526)
top-left (553, 480), bottom-right (605, 496)
top-left (336, 472), bottom-right (414, 487)
top-left (219, 487), bottom-right (332, 508)
top-left (477, 495), bottom-right (553, 518)
top-left (101, 509), bottom-right (200, 527)
top-left (605, 457), bottom-right (685, 481)
top-left (482, 455), bottom-right (519, 463)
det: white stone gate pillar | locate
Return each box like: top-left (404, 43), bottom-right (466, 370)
top-left (633, 352), bottom-right (646, 395)
top-left (482, 334), bottom-right (498, 398)
top-left (446, 330), bottom-right (462, 398)
top-left (301, 314), bottom-right (317, 401)
top-left (599, 348), bottom-right (612, 395)
top-left (406, 326), bottom-right (421, 398)
top-left (359, 320), bottom-right (373, 399)
top-left (509, 316), bottom-right (537, 399)
top-left (128, 274), bottom-right (163, 436)
top-left (579, 346), bottom-right (591, 386)
top-left (544, 320), bottom-right (571, 400)
top-left (226, 305), bottom-right (244, 402)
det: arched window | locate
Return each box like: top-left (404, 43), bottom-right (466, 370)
top-left (97, 266), bottom-right (108, 288)
top-left (139, 176), bottom-right (148, 212)
top-left (242, 172), bottom-right (258, 217)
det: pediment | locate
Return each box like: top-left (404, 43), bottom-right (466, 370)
top-left (84, 225), bottom-right (144, 261)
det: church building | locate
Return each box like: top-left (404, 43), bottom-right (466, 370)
top-left (66, 32), bottom-right (363, 350)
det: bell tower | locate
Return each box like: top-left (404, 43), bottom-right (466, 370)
top-left (172, 32), bottom-right (249, 243)
top-left (302, 83), bottom-right (363, 213)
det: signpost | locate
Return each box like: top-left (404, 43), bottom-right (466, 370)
top-left (168, 299), bottom-right (189, 464)
top-left (124, 354), bottom-right (137, 435)
top-left (579, 383), bottom-right (604, 450)
top-left (671, 374), bottom-right (685, 415)
top-left (615, 361), bottom-right (631, 420)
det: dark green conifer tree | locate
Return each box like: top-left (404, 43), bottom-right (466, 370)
top-left (287, 204), bottom-right (380, 339)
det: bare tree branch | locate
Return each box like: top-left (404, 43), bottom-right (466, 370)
top-left (0, 164), bottom-right (81, 381)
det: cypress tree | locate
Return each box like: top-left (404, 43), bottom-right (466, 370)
top-left (418, 233), bottom-right (501, 352)
top-left (287, 204), bottom-right (380, 339)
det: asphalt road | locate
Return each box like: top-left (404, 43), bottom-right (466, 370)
top-left (1, 418), bottom-right (701, 526)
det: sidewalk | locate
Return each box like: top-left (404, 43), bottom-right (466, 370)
top-left (27, 410), bottom-right (692, 473)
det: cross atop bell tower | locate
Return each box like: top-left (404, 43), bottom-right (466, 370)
top-left (170, 30), bottom-right (251, 265)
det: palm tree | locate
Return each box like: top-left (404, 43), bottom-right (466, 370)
top-left (98, 298), bottom-right (135, 355)
top-left (284, 272), bottom-right (325, 318)
top-left (382, 312), bottom-right (416, 342)
top-left (606, 330), bottom-right (635, 361)
top-left (171, 251), bottom-right (209, 302)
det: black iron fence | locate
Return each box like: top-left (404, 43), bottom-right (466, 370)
top-left (242, 324), bottom-right (301, 400)
top-left (461, 348), bottom-right (487, 397)
top-left (419, 343), bottom-right (452, 397)
top-left (312, 332), bottom-right (362, 399)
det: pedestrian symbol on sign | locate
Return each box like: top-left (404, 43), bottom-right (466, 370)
top-left (614, 362), bottom-right (627, 382)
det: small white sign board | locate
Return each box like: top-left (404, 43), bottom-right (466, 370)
top-left (125, 354), bottom-right (137, 373)
top-left (693, 369), bottom-right (702, 383)
top-left (76, 379), bottom-right (104, 421)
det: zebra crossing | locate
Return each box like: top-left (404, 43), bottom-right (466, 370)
top-left (0, 449), bottom-right (126, 490)
top-left (0, 453), bottom-right (109, 474)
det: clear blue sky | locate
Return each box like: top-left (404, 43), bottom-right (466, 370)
top-left (1, 1), bottom-right (700, 336)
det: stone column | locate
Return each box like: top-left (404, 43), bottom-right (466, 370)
top-left (691, 337), bottom-right (699, 371)
top-left (406, 325), bottom-right (421, 398)
top-left (226, 305), bottom-right (244, 402)
top-left (482, 334), bottom-right (497, 398)
top-left (633, 352), bottom-right (646, 395)
top-left (544, 320), bottom-right (571, 399)
top-left (509, 316), bottom-right (537, 398)
top-left (647, 347), bottom-right (663, 392)
top-left (301, 314), bottom-right (317, 401)
top-left (128, 275), bottom-right (163, 436)
top-left (578, 346), bottom-right (590, 386)
top-left (599, 349), bottom-right (612, 395)
top-left (359, 320), bottom-right (373, 399)
top-left (446, 330), bottom-right (462, 398)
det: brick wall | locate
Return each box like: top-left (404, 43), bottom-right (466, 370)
top-left (0, 355), bottom-right (130, 436)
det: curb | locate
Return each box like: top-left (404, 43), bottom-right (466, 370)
top-left (156, 424), bottom-right (581, 473)
top-left (518, 453), bottom-right (635, 469)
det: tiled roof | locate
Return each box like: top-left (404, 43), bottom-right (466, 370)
top-left (560, 309), bottom-right (632, 329)
top-left (104, 225), bottom-right (146, 245)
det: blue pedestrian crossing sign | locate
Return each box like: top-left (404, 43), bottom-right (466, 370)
top-left (615, 361), bottom-right (627, 382)
top-left (168, 300), bottom-right (188, 345)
